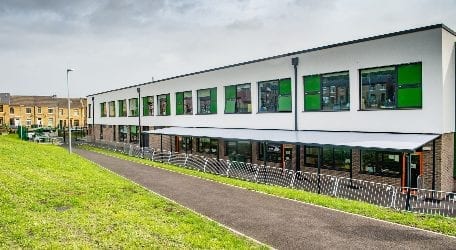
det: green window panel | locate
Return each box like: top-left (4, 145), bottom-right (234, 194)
top-left (142, 97), bottom-right (149, 116)
top-left (304, 75), bottom-right (321, 92)
top-left (278, 96), bottom-right (292, 111)
top-left (130, 125), bottom-right (137, 134)
top-left (279, 78), bottom-right (291, 95)
top-left (398, 63), bottom-right (422, 85)
top-left (176, 92), bottom-right (184, 115)
top-left (397, 87), bottom-right (422, 108)
top-left (165, 94), bottom-right (171, 116)
top-left (305, 94), bottom-right (321, 111)
top-left (224, 85), bottom-right (236, 113)
top-left (210, 88), bottom-right (217, 114)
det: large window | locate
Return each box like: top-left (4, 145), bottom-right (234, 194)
top-left (178, 136), bottom-right (192, 152)
top-left (361, 62), bottom-right (422, 110)
top-left (304, 71), bottom-right (349, 111)
top-left (225, 83), bottom-right (251, 113)
top-left (304, 146), bottom-right (351, 171)
top-left (108, 101), bottom-right (115, 117)
top-left (0, 105), bottom-right (3, 112)
top-left (258, 143), bottom-right (282, 163)
top-left (176, 91), bottom-right (192, 115)
top-left (118, 100), bottom-right (127, 117)
top-left (258, 78), bottom-right (292, 112)
top-left (197, 138), bottom-right (218, 156)
top-left (224, 140), bottom-right (251, 162)
top-left (130, 125), bottom-right (138, 144)
top-left (128, 98), bottom-right (138, 117)
top-left (158, 94), bottom-right (170, 116)
top-left (48, 108), bottom-right (54, 114)
top-left (142, 96), bottom-right (154, 116)
top-left (26, 107), bottom-right (32, 114)
top-left (361, 150), bottom-right (402, 178)
top-left (100, 103), bottom-right (107, 117)
top-left (197, 88), bottom-right (217, 114)
top-left (119, 125), bottom-right (127, 142)
top-left (37, 107), bottom-right (42, 114)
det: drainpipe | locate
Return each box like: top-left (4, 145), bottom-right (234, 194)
top-left (292, 57), bottom-right (300, 171)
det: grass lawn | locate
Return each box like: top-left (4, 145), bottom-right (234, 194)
top-left (0, 135), bottom-right (265, 249)
top-left (80, 145), bottom-right (456, 237)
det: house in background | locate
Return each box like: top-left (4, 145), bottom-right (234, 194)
top-left (86, 24), bottom-right (456, 192)
top-left (0, 93), bottom-right (87, 129)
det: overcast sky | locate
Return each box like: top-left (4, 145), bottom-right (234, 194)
top-left (0, 0), bottom-right (455, 97)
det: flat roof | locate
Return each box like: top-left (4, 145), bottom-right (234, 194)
top-left (145, 127), bottom-right (440, 152)
top-left (88, 23), bottom-right (455, 97)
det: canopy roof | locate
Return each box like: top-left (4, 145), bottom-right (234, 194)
top-left (145, 127), bottom-right (439, 152)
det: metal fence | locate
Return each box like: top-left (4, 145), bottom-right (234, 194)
top-left (80, 141), bottom-right (456, 217)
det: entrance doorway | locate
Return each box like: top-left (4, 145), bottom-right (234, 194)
top-left (402, 152), bottom-right (423, 188)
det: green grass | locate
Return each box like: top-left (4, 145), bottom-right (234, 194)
top-left (80, 145), bottom-right (456, 237)
top-left (0, 135), bottom-right (266, 249)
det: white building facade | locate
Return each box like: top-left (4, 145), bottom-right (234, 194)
top-left (87, 24), bottom-right (456, 192)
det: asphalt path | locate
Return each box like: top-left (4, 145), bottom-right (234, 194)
top-left (75, 148), bottom-right (456, 249)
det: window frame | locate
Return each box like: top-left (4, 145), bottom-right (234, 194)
top-left (224, 140), bottom-right (252, 162)
top-left (304, 145), bottom-right (352, 172)
top-left (48, 108), bottom-right (54, 114)
top-left (128, 98), bottom-right (139, 117)
top-left (108, 101), bottom-right (115, 117)
top-left (142, 96), bottom-right (154, 116)
top-left (175, 91), bottom-right (193, 115)
top-left (100, 103), bottom-right (107, 117)
top-left (360, 150), bottom-right (402, 178)
top-left (359, 62), bottom-right (422, 111)
top-left (303, 70), bottom-right (350, 112)
top-left (118, 100), bottom-right (127, 117)
top-left (224, 83), bottom-right (252, 114)
top-left (25, 107), bottom-right (32, 114)
top-left (197, 87), bottom-right (217, 115)
top-left (257, 78), bottom-right (292, 113)
top-left (197, 137), bottom-right (218, 156)
top-left (157, 94), bottom-right (171, 116)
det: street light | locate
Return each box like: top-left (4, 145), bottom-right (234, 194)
top-left (67, 68), bottom-right (74, 153)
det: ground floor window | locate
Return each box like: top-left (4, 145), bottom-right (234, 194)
top-left (361, 150), bottom-right (402, 178)
top-left (258, 143), bottom-right (282, 163)
top-left (130, 125), bottom-right (138, 144)
top-left (178, 136), bottom-right (192, 152)
top-left (224, 140), bottom-right (251, 162)
top-left (304, 146), bottom-right (351, 171)
top-left (119, 125), bottom-right (127, 142)
top-left (197, 138), bottom-right (218, 156)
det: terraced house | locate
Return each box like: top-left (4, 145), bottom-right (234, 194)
top-left (0, 93), bottom-right (87, 129)
top-left (87, 24), bottom-right (456, 192)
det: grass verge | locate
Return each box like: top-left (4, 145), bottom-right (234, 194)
top-left (0, 135), bottom-right (265, 249)
top-left (80, 144), bottom-right (456, 237)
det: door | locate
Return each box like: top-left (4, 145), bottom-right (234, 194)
top-left (402, 152), bottom-right (423, 188)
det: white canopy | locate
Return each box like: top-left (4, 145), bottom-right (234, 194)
top-left (145, 127), bottom-right (439, 152)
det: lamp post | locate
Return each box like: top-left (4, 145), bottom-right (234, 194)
top-left (137, 87), bottom-right (141, 148)
top-left (67, 68), bottom-right (74, 153)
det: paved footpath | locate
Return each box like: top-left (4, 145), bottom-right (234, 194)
top-left (75, 148), bottom-right (456, 249)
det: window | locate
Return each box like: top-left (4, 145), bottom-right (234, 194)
top-left (178, 136), bottom-right (192, 152)
top-left (128, 98), bottom-right (138, 117)
top-left (197, 138), bottom-right (218, 155)
top-left (157, 94), bottom-right (170, 116)
top-left (304, 146), bottom-right (351, 171)
top-left (118, 100), bottom-right (127, 117)
top-left (100, 103), bottom-right (107, 117)
top-left (59, 109), bottom-right (63, 115)
top-left (0, 118), bottom-right (3, 125)
top-left (258, 78), bottom-right (291, 112)
top-left (108, 101), bottom-right (115, 117)
top-left (37, 107), bottom-right (42, 113)
top-left (224, 140), bottom-right (251, 162)
top-left (225, 83), bottom-right (251, 113)
top-left (74, 109), bottom-right (79, 116)
top-left (304, 71), bottom-right (349, 111)
top-left (26, 119), bottom-right (31, 126)
top-left (0, 105), bottom-right (3, 112)
top-left (48, 108), bottom-right (54, 114)
top-left (176, 91), bottom-right (192, 115)
top-left (130, 125), bottom-right (139, 144)
top-left (87, 104), bottom-right (91, 118)
top-left (258, 143), bottom-right (282, 163)
top-left (74, 120), bottom-right (79, 127)
top-left (119, 125), bottom-right (127, 142)
top-left (142, 96), bottom-right (154, 116)
top-left (361, 150), bottom-right (402, 178)
top-left (9, 107), bottom-right (14, 114)
top-left (26, 107), bottom-right (32, 114)
top-left (48, 118), bottom-right (54, 127)
top-left (361, 62), bottom-right (422, 110)
top-left (197, 88), bottom-right (217, 114)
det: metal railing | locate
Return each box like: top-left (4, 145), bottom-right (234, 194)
top-left (80, 140), bottom-right (456, 217)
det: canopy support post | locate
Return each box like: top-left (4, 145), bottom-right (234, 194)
top-left (318, 147), bottom-right (322, 194)
top-left (263, 141), bottom-right (268, 166)
top-left (405, 153), bottom-right (412, 211)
